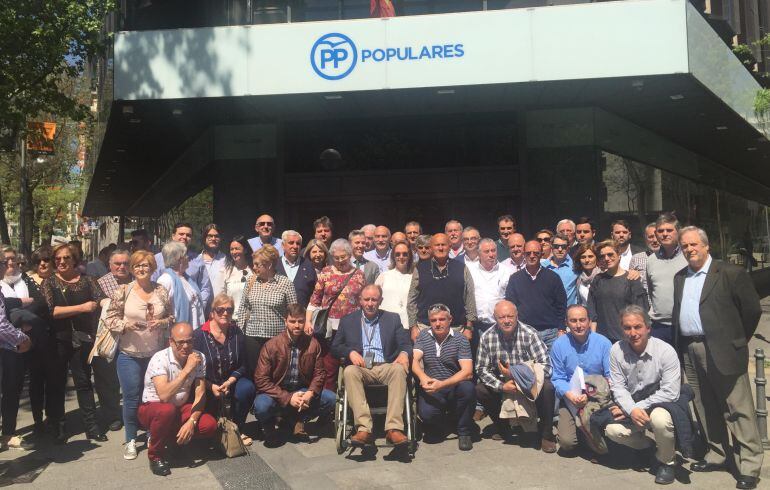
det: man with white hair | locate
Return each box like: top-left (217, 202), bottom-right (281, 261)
top-left (276, 230), bottom-right (317, 308)
top-left (556, 219), bottom-right (577, 256)
top-left (445, 220), bottom-right (464, 259)
top-left (361, 224), bottom-right (376, 252)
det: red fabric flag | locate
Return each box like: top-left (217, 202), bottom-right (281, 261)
top-left (371, 0), bottom-right (395, 17)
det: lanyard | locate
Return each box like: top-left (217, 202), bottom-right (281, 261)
top-left (361, 313), bottom-right (381, 346)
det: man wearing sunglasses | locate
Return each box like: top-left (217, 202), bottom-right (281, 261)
top-left (138, 322), bottom-right (216, 476)
top-left (504, 241), bottom-right (567, 350)
top-left (541, 234), bottom-right (578, 307)
top-left (248, 214), bottom-right (283, 256)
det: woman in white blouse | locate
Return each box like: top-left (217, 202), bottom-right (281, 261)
top-left (157, 241), bottom-right (205, 329)
top-left (221, 236), bottom-right (254, 321)
top-left (375, 240), bottom-right (414, 328)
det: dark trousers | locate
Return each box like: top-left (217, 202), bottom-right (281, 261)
top-left (475, 379), bottom-right (556, 439)
top-left (41, 338), bottom-right (71, 424)
top-left (471, 322), bottom-right (494, 364)
top-left (92, 356), bottom-right (122, 424)
top-left (650, 321), bottom-right (673, 345)
top-left (244, 336), bottom-right (269, 382)
top-left (418, 380), bottom-right (476, 436)
top-left (1, 349), bottom-right (25, 435)
top-left (69, 342), bottom-right (100, 432)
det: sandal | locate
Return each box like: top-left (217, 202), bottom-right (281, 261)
top-left (240, 434), bottom-right (253, 446)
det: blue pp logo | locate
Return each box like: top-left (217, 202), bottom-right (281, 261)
top-left (311, 33), bottom-right (357, 80)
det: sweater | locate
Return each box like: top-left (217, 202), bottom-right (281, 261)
top-left (646, 248), bottom-right (687, 324)
top-left (505, 267), bottom-right (567, 332)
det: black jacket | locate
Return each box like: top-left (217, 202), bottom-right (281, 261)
top-left (275, 256), bottom-right (317, 308)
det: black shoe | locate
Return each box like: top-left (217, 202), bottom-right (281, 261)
top-left (490, 424), bottom-right (512, 442)
top-left (86, 430), bottom-right (108, 442)
top-left (149, 459), bottom-right (171, 477)
top-left (654, 464), bottom-right (676, 485)
top-left (458, 435), bottom-right (473, 451)
top-left (108, 420), bottom-right (123, 432)
top-left (262, 423), bottom-right (281, 448)
top-left (690, 460), bottom-right (726, 473)
top-left (53, 421), bottom-right (68, 445)
top-left (736, 476), bottom-right (760, 489)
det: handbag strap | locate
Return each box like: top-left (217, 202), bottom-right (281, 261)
top-left (326, 271), bottom-right (356, 311)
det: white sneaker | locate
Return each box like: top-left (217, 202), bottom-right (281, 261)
top-left (3, 435), bottom-right (33, 451)
top-left (123, 439), bottom-right (137, 460)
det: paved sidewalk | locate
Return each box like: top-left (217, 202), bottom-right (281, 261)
top-left (1, 300), bottom-right (769, 489)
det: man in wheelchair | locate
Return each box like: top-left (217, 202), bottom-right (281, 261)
top-left (331, 284), bottom-right (412, 448)
top-left (412, 304), bottom-right (476, 450)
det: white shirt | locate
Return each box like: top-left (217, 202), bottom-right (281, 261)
top-left (619, 245), bottom-right (634, 271)
top-left (499, 257), bottom-right (525, 277)
top-left (282, 256), bottom-right (300, 282)
top-left (247, 236), bottom-right (284, 256)
top-left (448, 244), bottom-right (465, 259)
top-left (222, 266), bottom-right (254, 321)
top-left (199, 251), bottom-right (227, 297)
top-left (142, 347), bottom-right (206, 407)
top-left (469, 262), bottom-right (510, 324)
top-left (158, 272), bottom-right (205, 329)
top-left (1, 275), bottom-right (29, 299)
top-left (375, 269), bottom-right (413, 328)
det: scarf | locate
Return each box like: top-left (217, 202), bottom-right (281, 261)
top-left (578, 267), bottom-right (601, 289)
top-left (1, 273), bottom-right (29, 299)
top-left (163, 268), bottom-right (201, 324)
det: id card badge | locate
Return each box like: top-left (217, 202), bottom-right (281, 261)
top-left (364, 351), bottom-right (375, 369)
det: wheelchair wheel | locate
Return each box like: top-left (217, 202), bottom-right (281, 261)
top-left (334, 388), bottom-right (349, 454)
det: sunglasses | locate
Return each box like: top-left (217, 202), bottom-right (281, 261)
top-left (394, 252), bottom-right (410, 258)
top-left (257, 222), bottom-right (273, 227)
top-left (38, 258), bottom-right (52, 264)
top-left (214, 307), bottom-right (234, 315)
top-left (536, 237), bottom-right (551, 242)
top-left (598, 253), bottom-right (617, 259)
top-left (241, 269), bottom-right (248, 283)
top-left (55, 256), bottom-right (72, 262)
top-left (552, 243), bottom-right (568, 250)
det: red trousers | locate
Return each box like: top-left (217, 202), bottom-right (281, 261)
top-left (137, 401), bottom-right (217, 461)
top-left (320, 336), bottom-right (339, 391)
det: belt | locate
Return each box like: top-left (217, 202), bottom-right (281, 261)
top-left (681, 335), bottom-right (705, 344)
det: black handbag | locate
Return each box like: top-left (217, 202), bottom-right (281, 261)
top-left (312, 271), bottom-right (355, 338)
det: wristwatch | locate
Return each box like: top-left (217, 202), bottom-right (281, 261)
top-left (190, 418), bottom-right (198, 431)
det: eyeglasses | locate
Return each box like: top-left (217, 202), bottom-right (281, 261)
top-left (113, 261), bottom-right (129, 267)
top-left (133, 263), bottom-right (151, 270)
top-left (4, 257), bottom-right (17, 263)
top-left (257, 222), bottom-right (273, 227)
top-left (206, 233), bottom-right (220, 239)
top-left (524, 251), bottom-right (541, 256)
top-left (214, 307), bottom-right (234, 315)
top-left (172, 338), bottom-right (194, 347)
top-left (55, 256), bottom-right (72, 262)
top-left (416, 246), bottom-right (430, 250)
top-left (552, 243), bottom-right (568, 250)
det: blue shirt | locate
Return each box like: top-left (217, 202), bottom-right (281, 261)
top-left (363, 248), bottom-right (391, 274)
top-left (361, 313), bottom-right (385, 363)
top-left (247, 236), bottom-right (284, 256)
top-left (542, 255), bottom-right (578, 306)
top-left (679, 255), bottom-right (712, 337)
top-left (281, 256), bottom-right (300, 282)
top-left (550, 330), bottom-right (612, 398)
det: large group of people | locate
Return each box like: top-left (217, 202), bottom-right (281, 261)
top-left (0, 212), bottom-right (763, 489)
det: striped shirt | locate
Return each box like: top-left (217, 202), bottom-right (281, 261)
top-left (476, 321), bottom-right (551, 392)
top-left (414, 329), bottom-right (472, 381)
top-left (361, 313), bottom-right (385, 363)
top-left (236, 274), bottom-right (298, 338)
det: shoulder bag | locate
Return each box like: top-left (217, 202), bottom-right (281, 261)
top-left (88, 283), bottom-right (132, 364)
top-left (312, 271), bottom-right (355, 337)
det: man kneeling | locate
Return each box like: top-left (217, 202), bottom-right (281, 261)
top-left (253, 303), bottom-right (335, 446)
top-left (138, 323), bottom-right (216, 476)
top-left (412, 304), bottom-right (476, 450)
top-left (332, 284), bottom-right (412, 447)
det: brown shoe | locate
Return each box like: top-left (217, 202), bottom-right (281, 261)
top-left (541, 437), bottom-right (557, 454)
top-left (293, 421), bottom-right (309, 441)
top-left (350, 430), bottom-right (373, 447)
top-left (385, 429), bottom-right (408, 446)
top-left (473, 409), bottom-right (486, 422)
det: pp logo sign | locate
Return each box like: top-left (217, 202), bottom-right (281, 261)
top-left (310, 33), bottom-right (357, 80)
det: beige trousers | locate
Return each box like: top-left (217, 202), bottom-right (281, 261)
top-left (605, 407), bottom-right (675, 464)
top-left (343, 363), bottom-right (407, 433)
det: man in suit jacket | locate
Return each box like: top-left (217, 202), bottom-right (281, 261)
top-left (612, 219), bottom-right (644, 270)
top-left (276, 230), bottom-right (317, 308)
top-left (349, 230), bottom-right (380, 285)
top-left (673, 226), bottom-right (763, 490)
top-left (331, 284), bottom-right (412, 448)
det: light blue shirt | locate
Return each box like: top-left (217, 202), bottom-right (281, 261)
top-left (282, 256), bottom-right (300, 282)
top-left (247, 236), bottom-right (284, 256)
top-left (361, 313), bottom-right (385, 363)
top-left (550, 330), bottom-right (612, 398)
top-left (678, 255), bottom-right (712, 337)
top-left (152, 250), bottom-right (213, 311)
top-left (542, 255), bottom-right (578, 306)
top-left (363, 248), bottom-right (391, 274)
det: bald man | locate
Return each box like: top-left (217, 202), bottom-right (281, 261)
top-left (248, 213), bottom-right (283, 256)
top-left (407, 233), bottom-right (476, 342)
top-left (363, 226), bottom-right (392, 273)
top-left (138, 323), bottom-right (216, 476)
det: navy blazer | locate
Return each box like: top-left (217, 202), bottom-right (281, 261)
top-left (276, 256), bottom-right (317, 308)
top-left (331, 309), bottom-right (412, 364)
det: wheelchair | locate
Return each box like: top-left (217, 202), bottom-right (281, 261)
top-left (334, 362), bottom-right (418, 457)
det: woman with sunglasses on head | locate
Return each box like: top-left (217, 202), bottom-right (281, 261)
top-left (375, 241), bottom-right (415, 328)
top-left (194, 294), bottom-right (254, 446)
top-left (40, 243), bottom-right (107, 444)
top-left (222, 236), bottom-right (254, 322)
top-left (28, 246), bottom-right (54, 285)
top-left (586, 239), bottom-right (649, 344)
top-left (104, 250), bottom-right (174, 460)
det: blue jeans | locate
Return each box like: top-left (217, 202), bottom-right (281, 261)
top-left (253, 388), bottom-right (336, 423)
top-left (231, 377), bottom-right (256, 427)
top-left (116, 351), bottom-right (151, 442)
top-left (536, 328), bottom-right (560, 351)
top-left (418, 380), bottom-right (477, 436)
top-left (651, 321), bottom-right (673, 346)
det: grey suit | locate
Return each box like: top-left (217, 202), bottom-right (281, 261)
top-left (673, 258), bottom-right (763, 477)
top-left (352, 258), bottom-right (380, 285)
